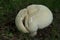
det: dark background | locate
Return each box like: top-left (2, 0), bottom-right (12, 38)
top-left (0, 0), bottom-right (60, 40)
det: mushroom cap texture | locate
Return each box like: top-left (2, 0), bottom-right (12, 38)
top-left (15, 4), bottom-right (53, 36)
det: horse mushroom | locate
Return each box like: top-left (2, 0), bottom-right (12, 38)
top-left (15, 4), bottom-right (53, 36)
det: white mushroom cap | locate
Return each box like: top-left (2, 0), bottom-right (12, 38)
top-left (15, 4), bottom-right (53, 36)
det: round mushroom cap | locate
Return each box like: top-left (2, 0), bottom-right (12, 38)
top-left (15, 4), bottom-right (53, 36)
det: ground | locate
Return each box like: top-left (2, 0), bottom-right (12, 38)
top-left (0, 0), bottom-right (60, 40)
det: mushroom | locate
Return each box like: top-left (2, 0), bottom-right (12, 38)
top-left (15, 4), bottom-right (53, 37)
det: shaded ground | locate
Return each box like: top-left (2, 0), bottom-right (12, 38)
top-left (0, 0), bottom-right (60, 40)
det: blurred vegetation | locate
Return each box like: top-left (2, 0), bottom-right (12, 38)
top-left (0, 0), bottom-right (60, 40)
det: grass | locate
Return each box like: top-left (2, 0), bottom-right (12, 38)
top-left (0, 0), bottom-right (60, 40)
